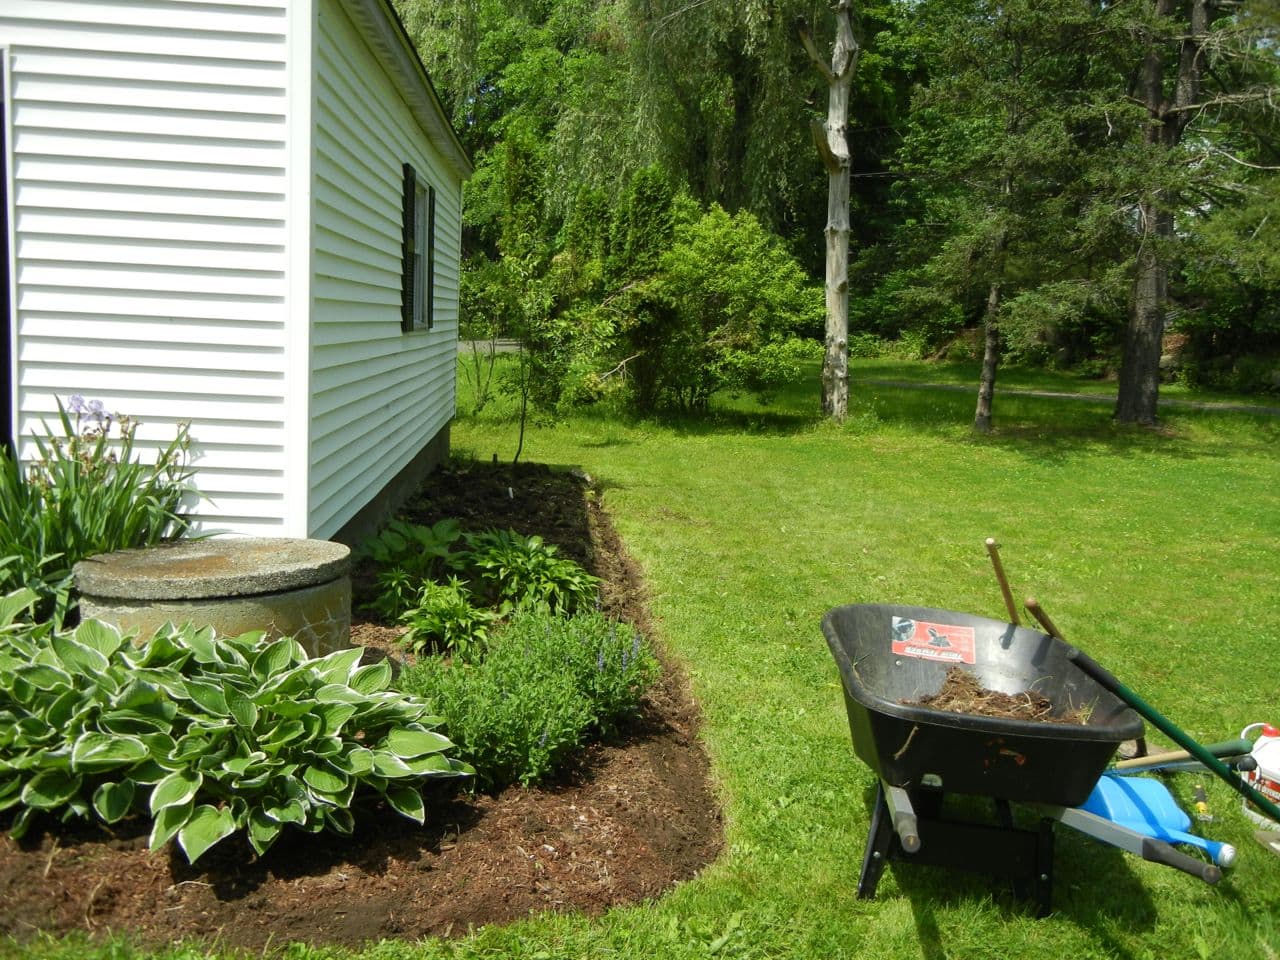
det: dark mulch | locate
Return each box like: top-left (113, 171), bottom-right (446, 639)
top-left (0, 460), bottom-right (722, 951)
top-left (908, 667), bottom-right (1088, 724)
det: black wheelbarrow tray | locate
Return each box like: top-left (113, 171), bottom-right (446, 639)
top-left (823, 604), bottom-right (1222, 915)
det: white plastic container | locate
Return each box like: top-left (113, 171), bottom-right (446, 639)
top-left (1240, 723), bottom-right (1280, 827)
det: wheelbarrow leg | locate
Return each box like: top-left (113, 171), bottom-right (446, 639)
top-left (857, 782), bottom-right (895, 900)
top-left (1006, 815), bottom-right (1055, 917)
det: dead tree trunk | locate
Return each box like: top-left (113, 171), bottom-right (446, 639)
top-left (974, 172), bottom-right (1010, 434)
top-left (800, 0), bottom-right (859, 423)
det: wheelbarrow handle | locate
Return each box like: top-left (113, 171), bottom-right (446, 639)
top-left (1053, 806), bottom-right (1222, 885)
top-left (1065, 644), bottom-right (1280, 826)
top-left (1140, 836), bottom-right (1223, 884)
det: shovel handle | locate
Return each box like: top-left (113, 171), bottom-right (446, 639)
top-left (1113, 739), bottom-right (1253, 771)
top-left (985, 538), bottom-right (1020, 626)
top-left (1024, 598), bottom-right (1062, 640)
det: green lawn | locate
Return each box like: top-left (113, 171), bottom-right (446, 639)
top-left (850, 358), bottom-right (1280, 409)
top-left (7, 363), bottom-right (1279, 960)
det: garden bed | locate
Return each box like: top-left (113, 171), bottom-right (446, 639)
top-left (0, 461), bottom-right (721, 950)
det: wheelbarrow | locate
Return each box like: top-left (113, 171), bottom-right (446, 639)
top-left (822, 603), bottom-right (1226, 916)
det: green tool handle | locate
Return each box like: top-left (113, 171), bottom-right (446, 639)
top-left (1068, 645), bottom-right (1280, 825)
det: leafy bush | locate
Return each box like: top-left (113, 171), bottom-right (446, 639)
top-left (459, 529), bottom-right (600, 614)
top-left (0, 591), bottom-right (470, 862)
top-left (398, 577), bottom-right (498, 659)
top-left (623, 203), bottom-right (823, 412)
top-left (354, 518), bottom-right (462, 582)
top-left (400, 645), bottom-right (590, 789)
top-left (398, 608), bottom-right (658, 788)
top-left (0, 397), bottom-right (194, 626)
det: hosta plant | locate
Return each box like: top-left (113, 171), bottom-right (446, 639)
top-left (354, 518), bottom-right (461, 582)
top-left (398, 577), bottom-right (498, 660)
top-left (0, 591), bottom-right (470, 863)
top-left (460, 529), bottom-right (600, 614)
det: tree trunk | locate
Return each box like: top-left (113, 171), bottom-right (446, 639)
top-left (1116, 204), bottom-right (1171, 425)
top-left (974, 279), bottom-right (1002, 433)
top-left (1115, 0), bottom-right (1206, 425)
top-left (801, 0), bottom-right (859, 423)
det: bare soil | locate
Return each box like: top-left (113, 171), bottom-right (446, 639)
top-left (0, 460), bottom-right (722, 951)
top-left (909, 667), bottom-right (1088, 724)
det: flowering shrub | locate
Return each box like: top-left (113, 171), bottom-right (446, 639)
top-left (0, 396), bottom-right (193, 626)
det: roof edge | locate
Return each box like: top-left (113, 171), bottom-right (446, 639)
top-left (342, 0), bottom-right (475, 181)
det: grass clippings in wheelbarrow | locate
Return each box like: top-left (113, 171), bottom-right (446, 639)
top-left (907, 667), bottom-right (1090, 724)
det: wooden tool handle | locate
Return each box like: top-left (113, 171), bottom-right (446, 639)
top-left (1024, 597), bottom-right (1063, 639)
top-left (985, 538), bottom-right (1020, 626)
top-left (1113, 738), bottom-right (1254, 771)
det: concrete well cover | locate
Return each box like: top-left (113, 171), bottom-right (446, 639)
top-left (73, 538), bottom-right (351, 601)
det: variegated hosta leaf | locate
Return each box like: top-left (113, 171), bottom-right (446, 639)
top-left (0, 588), bottom-right (39, 628)
top-left (247, 808), bottom-right (283, 856)
top-left (177, 804), bottom-right (237, 862)
top-left (92, 779), bottom-right (136, 823)
top-left (385, 785), bottom-right (426, 825)
top-left (150, 768), bottom-right (202, 815)
top-left (149, 799), bottom-right (193, 851)
top-left (381, 727), bottom-right (455, 759)
top-left (71, 731), bottom-right (149, 772)
top-left (3, 617), bottom-right (468, 861)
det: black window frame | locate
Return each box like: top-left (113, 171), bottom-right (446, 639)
top-left (400, 162), bottom-right (435, 333)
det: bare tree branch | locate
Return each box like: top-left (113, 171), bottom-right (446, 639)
top-left (598, 353), bottom-right (643, 382)
top-left (1204, 142), bottom-right (1280, 170)
top-left (796, 19), bottom-right (836, 84)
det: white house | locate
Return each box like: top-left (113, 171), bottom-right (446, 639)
top-left (1, 0), bottom-right (472, 541)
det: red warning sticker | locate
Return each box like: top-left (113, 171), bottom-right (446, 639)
top-left (890, 617), bottom-right (977, 664)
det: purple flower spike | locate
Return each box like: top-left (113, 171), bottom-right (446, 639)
top-left (68, 395), bottom-right (86, 414)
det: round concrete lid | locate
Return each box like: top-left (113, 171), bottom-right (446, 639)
top-left (73, 538), bottom-right (351, 601)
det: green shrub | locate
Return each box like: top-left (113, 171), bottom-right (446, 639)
top-left (625, 203), bottom-right (823, 412)
top-left (366, 567), bottom-right (421, 621)
top-left (354, 518), bottom-right (462, 582)
top-left (399, 646), bottom-right (590, 789)
top-left (397, 609), bottom-right (658, 789)
top-left (0, 397), bottom-right (194, 626)
top-left (398, 577), bottom-right (498, 659)
top-left (514, 608), bottom-right (661, 739)
top-left (0, 591), bottom-right (471, 862)
top-left (459, 529), bottom-right (600, 614)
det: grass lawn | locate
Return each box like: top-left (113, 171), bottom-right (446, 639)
top-left (849, 358), bottom-right (1280, 408)
top-left (7, 362), bottom-right (1279, 960)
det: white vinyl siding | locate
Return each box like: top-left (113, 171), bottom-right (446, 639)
top-left (308, 0), bottom-right (461, 538)
top-left (1, 0), bottom-right (292, 535)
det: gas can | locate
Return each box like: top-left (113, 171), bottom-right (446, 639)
top-left (1240, 723), bottom-right (1280, 827)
